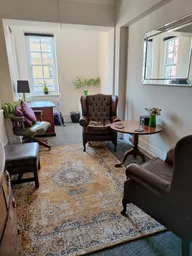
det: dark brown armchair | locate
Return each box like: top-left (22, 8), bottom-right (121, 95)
top-left (121, 135), bottom-right (192, 256)
top-left (79, 94), bottom-right (120, 152)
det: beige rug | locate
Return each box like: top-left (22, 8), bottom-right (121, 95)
top-left (13, 145), bottom-right (165, 256)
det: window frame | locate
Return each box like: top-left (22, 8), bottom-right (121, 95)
top-left (26, 34), bottom-right (59, 96)
top-left (164, 37), bottom-right (179, 78)
top-left (143, 40), bottom-right (152, 79)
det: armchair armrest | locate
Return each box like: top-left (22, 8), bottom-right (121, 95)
top-left (126, 164), bottom-right (170, 193)
top-left (165, 147), bottom-right (174, 166)
top-left (11, 116), bottom-right (25, 122)
top-left (11, 116), bottom-right (26, 130)
top-left (79, 116), bottom-right (88, 127)
top-left (111, 116), bottom-right (121, 123)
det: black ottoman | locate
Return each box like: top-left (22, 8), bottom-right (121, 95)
top-left (5, 142), bottom-right (40, 188)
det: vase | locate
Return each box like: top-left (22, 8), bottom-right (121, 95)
top-left (84, 90), bottom-right (88, 96)
top-left (149, 115), bottom-right (156, 127)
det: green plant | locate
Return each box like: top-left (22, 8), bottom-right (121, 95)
top-left (40, 81), bottom-right (49, 94)
top-left (145, 107), bottom-right (161, 115)
top-left (73, 77), bottom-right (101, 90)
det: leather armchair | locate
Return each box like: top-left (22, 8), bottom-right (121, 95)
top-left (79, 94), bottom-right (120, 152)
top-left (121, 135), bottom-right (192, 256)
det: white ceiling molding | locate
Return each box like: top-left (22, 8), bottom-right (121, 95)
top-left (66, 0), bottom-right (116, 6)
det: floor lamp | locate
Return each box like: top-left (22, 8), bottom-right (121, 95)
top-left (17, 80), bottom-right (30, 101)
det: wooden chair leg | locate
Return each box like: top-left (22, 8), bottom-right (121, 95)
top-left (38, 160), bottom-right (41, 170)
top-left (121, 198), bottom-right (127, 216)
top-left (113, 140), bottom-right (117, 152)
top-left (34, 171), bottom-right (39, 188)
top-left (182, 240), bottom-right (190, 256)
top-left (83, 142), bottom-right (86, 152)
top-left (18, 173), bottom-right (23, 181)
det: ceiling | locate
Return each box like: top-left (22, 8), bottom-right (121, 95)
top-left (66, 0), bottom-right (116, 5)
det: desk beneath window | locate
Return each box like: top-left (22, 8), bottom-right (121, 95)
top-left (28, 100), bottom-right (56, 136)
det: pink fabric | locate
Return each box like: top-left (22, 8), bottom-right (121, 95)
top-left (15, 106), bottom-right (33, 127)
top-left (15, 106), bottom-right (23, 116)
top-left (21, 101), bottom-right (37, 123)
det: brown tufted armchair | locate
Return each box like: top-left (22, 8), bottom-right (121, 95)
top-left (79, 94), bottom-right (120, 152)
top-left (121, 135), bottom-right (192, 256)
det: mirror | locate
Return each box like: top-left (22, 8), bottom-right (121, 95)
top-left (143, 13), bottom-right (192, 86)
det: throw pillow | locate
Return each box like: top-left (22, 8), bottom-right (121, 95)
top-left (21, 101), bottom-right (37, 123)
top-left (15, 106), bottom-right (33, 127)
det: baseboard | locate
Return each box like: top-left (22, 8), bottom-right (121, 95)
top-left (139, 138), bottom-right (166, 160)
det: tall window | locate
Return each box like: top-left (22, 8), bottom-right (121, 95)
top-left (164, 37), bottom-right (179, 78)
top-left (143, 40), bottom-right (152, 79)
top-left (25, 33), bottom-right (58, 94)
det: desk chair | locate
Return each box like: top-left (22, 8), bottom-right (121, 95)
top-left (3, 102), bottom-right (51, 150)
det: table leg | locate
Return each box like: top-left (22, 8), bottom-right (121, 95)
top-left (115, 134), bottom-right (145, 167)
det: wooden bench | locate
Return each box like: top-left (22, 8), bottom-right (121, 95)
top-left (5, 142), bottom-right (40, 188)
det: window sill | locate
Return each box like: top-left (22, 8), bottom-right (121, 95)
top-left (31, 94), bottom-right (60, 97)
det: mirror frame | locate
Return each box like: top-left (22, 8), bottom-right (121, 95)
top-left (142, 13), bottom-right (192, 87)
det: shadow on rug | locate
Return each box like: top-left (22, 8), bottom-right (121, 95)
top-left (13, 145), bottom-right (165, 256)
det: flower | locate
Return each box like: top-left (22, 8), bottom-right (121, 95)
top-left (145, 107), bottom-right (161, 116)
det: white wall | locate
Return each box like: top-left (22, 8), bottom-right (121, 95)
top-left (12, 25), bottom-right (102, 120)
top-left (114, 0), bottom-right (171, 122)
top-left (116, 0), bottom-right (170, 27)
top-left (99, 28), bottom-right (114, 94)
top-left (0, 0), bottom-right (115, 104)
top-left (125, 0), bottom-right (192, 159)
top-left (0, 110), bottom-right (8, 145)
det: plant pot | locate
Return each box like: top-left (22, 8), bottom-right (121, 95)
top-left (84, 90), bottom-right (88, 96)
top-left (149, 115), bottom-right (156, 127)
top-left (44, 91), bottom-right (49, 95)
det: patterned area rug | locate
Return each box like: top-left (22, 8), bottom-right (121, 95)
top-left (13, 145), bottom-right (165, 256)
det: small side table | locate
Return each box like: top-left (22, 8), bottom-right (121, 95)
top-left (110, 120), bottom-right (162, 167)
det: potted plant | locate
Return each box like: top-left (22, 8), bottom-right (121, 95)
top-left (40, 81), bottom-right (49, 95)
top-left (145, 107), bottom-right (161, 127)
top-left (73, 77), bottom-right (101, 95)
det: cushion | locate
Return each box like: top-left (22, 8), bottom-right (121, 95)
top-left (141, 158), bottom-right (173, 183)
top-left (15, 106), bottom-right (33, 127)
top-left (86, 120), bottom-right (113, 135)
top-left (21, 101), bottom-right (37, 123)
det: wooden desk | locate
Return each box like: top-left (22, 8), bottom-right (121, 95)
top-left (110, 120), bottom-right (162, 167)
top-left (28, 100), bottom-right (56, 136)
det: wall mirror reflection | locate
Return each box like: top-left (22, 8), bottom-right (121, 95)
top-left (143, 13), bottom-right (192, 86)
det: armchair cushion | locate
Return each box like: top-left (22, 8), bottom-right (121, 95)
top-left (141, 158), bottom-right (173, 182)
top-left (126, 163), bottom-right (170, 193)
top-left (165, 147), bottom-right (174, 166)
top-left (21, 101), bottom-right (37, 123)
top-left (13, 121), bottom-right (50, 137)
top-left (15, 106), bottom-right (33, 127)
top-left (86, 120), bottom-right (113, 135)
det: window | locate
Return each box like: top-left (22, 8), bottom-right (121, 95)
top-left (26, 33), bottom-right (58, 95)
top-left (143, 40), bottom-right (152, 79)
top-left (164, 37), bottom-right (179, 78)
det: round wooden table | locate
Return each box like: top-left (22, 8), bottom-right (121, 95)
top-left (110, 120), bottom-right (162, 167)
